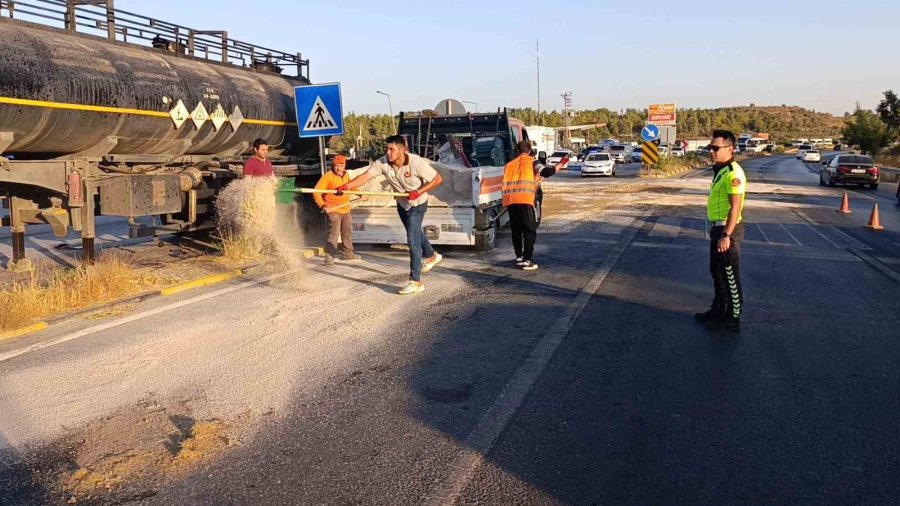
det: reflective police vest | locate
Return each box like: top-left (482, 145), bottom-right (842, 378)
top-left (502, 155), bottom-right (537, 207)
top-left (707, 161), bottom-right (746, 222)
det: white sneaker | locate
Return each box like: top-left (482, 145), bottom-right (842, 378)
top-left (515, 256), bottom-right (527, 266)
top-left (398, 280), bottom-right (425, 295)
top-left (521, 260), bottom-right (539, 271)
top-left (422, 252), bottom-right (443, 273)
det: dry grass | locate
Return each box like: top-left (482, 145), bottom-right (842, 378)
top-left (0, 252), bottom-right (170, 332)
top-left (214, 232), bottom-right (264, 266)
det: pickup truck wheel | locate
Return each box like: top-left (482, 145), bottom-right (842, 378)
top-left (869, 183), bottom-right (879, 190)
top-left (474, 210), bottom-right (498, 251)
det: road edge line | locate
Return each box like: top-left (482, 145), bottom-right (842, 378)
top-left (0, 270), bottom-right (298, 364)
top-left (160, 269), bottom-right (243, 296)
top-left (848, 249), bottom-right (900, 285)
top-left (0, 322), bottom-right (49, 342)
top-left (424, 209), bottom-right (649, 505)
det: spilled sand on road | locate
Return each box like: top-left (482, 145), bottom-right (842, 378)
top-left (2, 400), bottom-right (238, 505)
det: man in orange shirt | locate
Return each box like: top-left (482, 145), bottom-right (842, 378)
top-left (313, 155), bottom-right (359, 265)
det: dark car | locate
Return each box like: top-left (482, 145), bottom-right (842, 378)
top-left (578, 146), bottom-right (603, 161)
top-left (820, 154), bottom-right (880, 189)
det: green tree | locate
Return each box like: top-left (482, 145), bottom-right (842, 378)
top-left (876, 89), bottom-right (900, 134)
top-left (841, 107), bottom-right (895, 155)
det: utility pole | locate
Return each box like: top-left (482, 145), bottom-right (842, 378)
top-left (561, 91), bottom-right (573, 149)
top-left (536, 38), bottom-right (541, 126)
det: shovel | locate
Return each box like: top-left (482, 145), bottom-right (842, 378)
top-left (281, 188), bottom-right (410, 197)
top-left (474, 207), bottom-right (509, 232)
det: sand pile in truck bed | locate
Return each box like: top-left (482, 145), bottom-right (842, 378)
top-left (215, 177), bottom-right (303, 267)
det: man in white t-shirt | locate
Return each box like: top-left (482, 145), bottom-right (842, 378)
top-left (339, 135), bottom-right (444, 294)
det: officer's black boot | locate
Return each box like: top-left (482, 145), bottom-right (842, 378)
top-left (705, 316), bottom-right (740, 332)
top-left (694, 309), bottom-right (721, 323)
top-left (694, 302), bottom-right (726, 323)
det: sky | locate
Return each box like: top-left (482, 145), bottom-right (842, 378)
top-left (114, 0), bottom-right (900, 116)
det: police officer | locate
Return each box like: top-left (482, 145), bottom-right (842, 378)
top-left (694, 129), bottom-right (746, 332)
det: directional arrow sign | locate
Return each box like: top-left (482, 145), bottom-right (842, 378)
top-left (641, 124), bottom-right (660, 142)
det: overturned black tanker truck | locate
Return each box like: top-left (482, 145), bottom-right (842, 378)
top-left (0, 0), bottom-right (321, 265)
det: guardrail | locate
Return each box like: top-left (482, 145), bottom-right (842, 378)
top-left (0, 0), bottom-right (309, 78)
top-left (880, 167), bottom-right (900, 183)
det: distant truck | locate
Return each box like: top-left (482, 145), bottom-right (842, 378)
top-left (738, 133), bottom-right (769, 152)
top-left (350, 109), bottom-right (544, 251)
top-left (681, 139), bottom-right (710, 152)
top-left (525, 126), bottom-right (558, 158)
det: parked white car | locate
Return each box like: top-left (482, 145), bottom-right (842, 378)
top-left (802, 150), bottom-right (821, 162)
top-left (581, 153), bottom-right (616, 177)
top-left (670, 147), bottom-right (685, 157)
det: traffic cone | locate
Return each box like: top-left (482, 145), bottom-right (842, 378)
top-left (836, 192), bottom-right (852, 214)
top-left (866, 202), bottom-right (885, 231)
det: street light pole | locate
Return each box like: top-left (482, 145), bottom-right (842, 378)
top-left (462, 100), bottom-right (478, 112)
top-left (376, 90), bottom-right (396, 133)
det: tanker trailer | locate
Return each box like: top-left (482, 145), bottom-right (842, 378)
top-left (0, 0), bottom-right (319, 265)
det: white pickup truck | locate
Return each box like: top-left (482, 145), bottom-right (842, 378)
top-left (347, 110), bottom-right (544, 251)
top-left (351, 162), bottom-right (507, 251)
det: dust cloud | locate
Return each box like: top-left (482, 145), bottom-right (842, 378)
top-left (215, 176), bottom-right (306, 271)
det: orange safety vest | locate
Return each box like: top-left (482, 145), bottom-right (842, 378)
top-left (502, 154), bottom-right (537, 207)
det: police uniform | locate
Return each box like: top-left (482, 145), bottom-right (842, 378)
top-left (703, 160), bottom-right (746, 328)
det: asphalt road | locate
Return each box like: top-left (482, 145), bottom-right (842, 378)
top-left (1, 156), bottom-right (898, 505)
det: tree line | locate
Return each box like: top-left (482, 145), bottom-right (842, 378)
top-left (331, 100), bottom-right (899, 155)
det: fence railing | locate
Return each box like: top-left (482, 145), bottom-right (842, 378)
top-left (0, 0), bottom-right (309, 79)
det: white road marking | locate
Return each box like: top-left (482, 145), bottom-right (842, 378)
top-left (755, 223), bottom-right (773, 244)
top-left (0, 270), bottom-right (298, 364)
top-left (803, 223), bottom-right (841, 249)
top-left (424, 213), bottom-right (645, 505)
top-left (778, 223), bottom-right (802, 246)
top-left (648, 217), bottom-right (683, 238)
top-left (826, 225), bottom-right (872, 251)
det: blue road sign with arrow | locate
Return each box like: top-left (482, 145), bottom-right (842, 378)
top-left (641, 124), bottom-right (660, 142)
top-left (294, 83), bottom-right (344, 138)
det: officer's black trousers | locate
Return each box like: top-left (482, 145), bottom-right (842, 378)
top-left (709, 224), bottom-right (744, 320)
top-left (508, 204), bottom-right (537, 260)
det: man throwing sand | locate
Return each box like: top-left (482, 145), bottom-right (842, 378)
top-left (338, 135), bottom-right (443, 295)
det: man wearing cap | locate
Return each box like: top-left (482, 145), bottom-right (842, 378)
top-left (337, 135), bottom-right (443, 295)
top-left (313, 155), bottom-right (359, 266)
top-left (694, 129), bottom-right (747, 332)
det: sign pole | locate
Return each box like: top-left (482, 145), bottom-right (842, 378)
top-left (318, 137), bottom-right (327, 176)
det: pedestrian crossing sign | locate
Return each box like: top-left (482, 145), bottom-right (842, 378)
top-left (294, 82), bottom-right (344, 138)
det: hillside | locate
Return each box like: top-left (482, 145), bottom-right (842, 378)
top-left (331, 106), bottom-right (846, 154)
